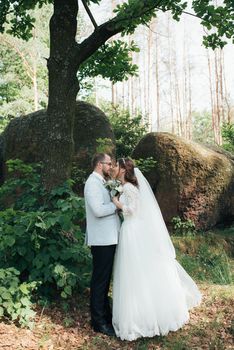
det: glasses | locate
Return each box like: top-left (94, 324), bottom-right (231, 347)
top-left (100, 162), bottom-right (112, 166)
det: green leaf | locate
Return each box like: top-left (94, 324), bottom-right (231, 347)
top-left (64, 286), bottom-right (72, 296)
top-left (0, 307), bottom-right (4, 317)
top-left (19, 284), bottom-right (29, 295)
top-left (61, 291), bottom-right (67, 299)
top-left (2, 291), bottom-right (11, 300)
top-left (5, 236), bottom-right (15, 247)
top-left (20, 297), bottom-right (30, 306)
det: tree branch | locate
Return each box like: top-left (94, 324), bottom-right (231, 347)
top-left (76, 3), bottom-right (159, 65)
top-left (81, 0), bottom-right (98, 29)
top-left (76, 0), bottom-right (229, 67)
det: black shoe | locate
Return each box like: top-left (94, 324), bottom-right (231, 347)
top-left (92, 323), bottom-right (116, 337)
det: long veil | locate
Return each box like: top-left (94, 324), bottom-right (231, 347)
top-left (134, 168), bottom-right (176, 259)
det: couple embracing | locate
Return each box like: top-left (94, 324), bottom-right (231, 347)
top-left (84, 153), bottom-right (201, 341)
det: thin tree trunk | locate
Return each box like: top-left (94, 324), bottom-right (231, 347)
top-left (147, 24), bottom-right (152, 130)
top-left (167, 14), bottom-right (174, 133)
top-left (214, 49), bottom-right (221, 144)
top-left (111, 0), bottom-right (117, 107)
top-left (207, 49), bottom-right (216, 143)
top-left (32, 64), bottom-right (39, 111)
top-left (183, 26), bottom-right (188, 138)
top-left (222, 49), bottom-right (231, 123)
top-left (32, 28), bottom-right (39, 111)
top-left (155, 23), bottom-right (160, 131)
top-left (187, 56), bottom-right (192, 140)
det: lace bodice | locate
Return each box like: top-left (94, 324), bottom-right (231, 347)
top-left (120, 182), bottom-right (139, 216)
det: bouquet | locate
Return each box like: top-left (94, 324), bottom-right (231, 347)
top-left (104, 179), bottom-right (123, 198)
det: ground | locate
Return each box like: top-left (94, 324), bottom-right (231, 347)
top-left (0, 284), bottom-right (233, 350)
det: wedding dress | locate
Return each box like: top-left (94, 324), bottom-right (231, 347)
top-left (112, 168), bottom-right (202, 341)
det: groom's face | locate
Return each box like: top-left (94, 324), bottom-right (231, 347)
top-left (100, 155), bottom-right (112, 177)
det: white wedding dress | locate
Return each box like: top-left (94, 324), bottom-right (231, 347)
top-left (112, 168), bottom-right (202, 341)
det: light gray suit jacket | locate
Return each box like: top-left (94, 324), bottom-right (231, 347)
top-left (84, 172), bottom-right (120, 246)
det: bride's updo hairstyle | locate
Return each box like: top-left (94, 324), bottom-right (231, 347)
top-left (118, 158), bottom-right (138, 187)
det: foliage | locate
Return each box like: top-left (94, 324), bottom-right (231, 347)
top-left (192, 110), bottom-right (214, 145)
top-left (79, 40), bottom-right (139, 84)
top-left (0, 115), bottom-right (14, 133)
top-left (0, 160), bottom-right (91, 304)
top-left (104, 104), bottom-right (147, 158)
top-left (222, 122), bottom-right (234, 153)
top-left (171, 216), bottom-right (197, 236)
top-left (1, 1), bottom-right (233, 50)
top-left (134, 157), bottom-right (157, 174)
top-left (0, 267), bottom-right (38, 328)
top-left (95, 137), bottom-right (115, 155)
top-left (0, 5), bottom-right (50, 123)
top-left (173, 234), bottom-right (233, 285)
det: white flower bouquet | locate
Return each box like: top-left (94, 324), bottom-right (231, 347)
top-left (104, 179), bottom-right (123, 197)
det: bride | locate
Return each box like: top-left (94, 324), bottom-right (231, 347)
top-left (111, 158), bottom-right (202, 341)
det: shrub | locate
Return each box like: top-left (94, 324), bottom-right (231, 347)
top-left (0, 267), bottom-right (38, 328)
top-left (134, 157), bottom-right (157, 174)
top-left (0, 160), bottom-right (91, 301)
top-left (105, 105), bottom-right (148, 158)
top-left (171, 216), bottom-right (197, 236)
top-left (222, 122), bottom-right (234, 153)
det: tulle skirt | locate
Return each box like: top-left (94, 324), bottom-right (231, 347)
top-left (112, 218), bottom-right (202, 341)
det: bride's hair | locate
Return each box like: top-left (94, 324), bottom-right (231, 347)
top-left (118, 158), bottom-right (138, 187)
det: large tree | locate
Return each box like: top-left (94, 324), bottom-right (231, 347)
top-left (0, 0), bottom-right (233, 189)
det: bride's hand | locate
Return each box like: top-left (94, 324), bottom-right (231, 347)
top-left (112, 196), bottom-right (123, 210)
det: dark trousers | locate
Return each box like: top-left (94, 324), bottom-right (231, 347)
top-left (90, 244), bottom-right (116, 326)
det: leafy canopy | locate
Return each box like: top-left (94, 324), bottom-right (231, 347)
top-left (0, 0), bottom-right (234, 49)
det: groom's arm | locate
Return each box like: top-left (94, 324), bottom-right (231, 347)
top-left (84, 180), bottom-right (117, 218)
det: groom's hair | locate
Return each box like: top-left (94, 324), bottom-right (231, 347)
top-left (92, 153), bottom-right (107, 169)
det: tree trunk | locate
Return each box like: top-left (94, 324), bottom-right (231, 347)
top-left (167, 14), bottom-right (174, 133)
top-left (43, 0), bottom-right (79, 189)
top-left (207, 49), bottom-right (215, 140)
top-left (214, 48), bottom-right (221, 145)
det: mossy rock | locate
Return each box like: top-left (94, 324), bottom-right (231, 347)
top-left (132, 132), bottom-right (234, 230)
top-left (0, 101), bottom-right (115, 188)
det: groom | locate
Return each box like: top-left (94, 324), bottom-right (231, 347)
top-left (84, 153), bottom-right (120, 336)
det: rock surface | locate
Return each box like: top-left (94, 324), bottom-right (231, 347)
top-left (0, 101), bottom-right (115, 185)
top-left (132, 132), bottom-right (234, 230)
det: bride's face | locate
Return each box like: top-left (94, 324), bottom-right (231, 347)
top-left (111, 162), bottom-right (120, 179)
top-left (111, 162), bottom-right (126, 180)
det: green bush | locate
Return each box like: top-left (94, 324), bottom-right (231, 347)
top-left (222, 122), bottom-right (234, 153)
top-left (134, 157), bottom-right (157, 174)
top-left (0, 160), bottom-right (91, 302)
top-left (171, 216), bottom-right (197, 236)
top-left (0, 267), bottom-right (38, 328)
top-left (105, 105), bottom-right (148, 158)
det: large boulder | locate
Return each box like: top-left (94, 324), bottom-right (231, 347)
top-left (0, 101), bottom-right (115, 185)
top-left (132, 132), bottom-right (234, 230)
